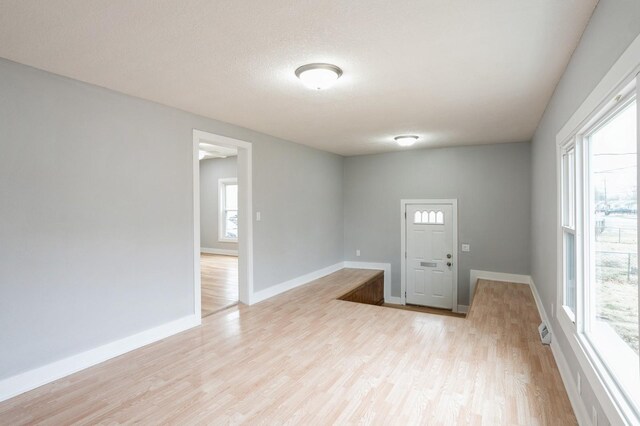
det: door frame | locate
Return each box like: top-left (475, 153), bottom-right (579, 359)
top-left (400, 199), bottom-right (459, 312)
top-left (193, 129), bottom-right (254, 323)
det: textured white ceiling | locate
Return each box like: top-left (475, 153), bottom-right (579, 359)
top-left (0, 1), bottom-right (597, 156)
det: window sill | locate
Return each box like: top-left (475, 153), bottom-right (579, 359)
top-left (583, 323), bottom-right (640, 405)
top-left (559, 316), bottom-right (640, 424)
top-left (218, 238), bottom-right (238, 243)
top-left (556, 305), bottom-right (575, 340)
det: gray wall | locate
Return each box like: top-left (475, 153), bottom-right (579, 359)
top-left (0, 58), bottom-right (344, 379)
top-left (530, 1), bottom-right (640, 424)
top-left (343, 141), bottom-right (531, 305)
top-left (199, 157), bottom-right (238, 252)
top-left (253, 138), bottom-right (344, 291)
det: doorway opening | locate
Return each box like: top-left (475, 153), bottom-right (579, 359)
top-left (199, 143), bottom-right (238, 317)
top-left (193, 130), bottom-right (253, 321)
top-left (400, 199), bottom-right (459, 313)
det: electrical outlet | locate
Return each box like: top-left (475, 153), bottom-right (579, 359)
top-left (461, 244), bottom-right (470, 252)
top-left (592, 406), bottom-right (598, 426)
top-left (577, 372), bottom-right (581, 395)
top-left (356, 249), bottom-right (361, 257)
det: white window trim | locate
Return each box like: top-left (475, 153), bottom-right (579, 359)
top-left (558, 138), bottom-right (579, 326)
top-left (555, 32), bottom-right (640, 425)
top-left (218, 177), bottom-right (238, 243)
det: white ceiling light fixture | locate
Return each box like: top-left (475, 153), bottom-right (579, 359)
top-left (394, 135), bottom-right (419, 147)
top-left (295, 63), bottom-right (343, 90)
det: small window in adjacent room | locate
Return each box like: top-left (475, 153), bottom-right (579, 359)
top-left (218, 178), bottom-right (238, 242)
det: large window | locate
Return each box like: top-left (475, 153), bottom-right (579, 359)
top-left (586, 98), bottom-right (638, 400)
top-left (559, 80), bottom-right (639, 419)
top-left (218, 178), bottom-right (238, 242)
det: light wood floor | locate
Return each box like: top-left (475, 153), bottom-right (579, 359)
top-left (0, 271), bottom-right (576, 425)
top-left (201, 253), bottom-right (238, 317)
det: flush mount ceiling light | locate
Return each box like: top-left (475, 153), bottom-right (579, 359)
top-left (394, 135), bottom-right (419, 147)
top-left (295, 63), bottom-right (343, 90)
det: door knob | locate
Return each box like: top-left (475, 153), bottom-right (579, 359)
top-left (447, 262), bottom-right (452, 267)
top-left (446, 254), bottom-right (452, 259)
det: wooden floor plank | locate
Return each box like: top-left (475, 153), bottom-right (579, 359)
top-left (0, 272), bottom-right (576, 425)
top-left (200, 253), bottom-right (238, 317)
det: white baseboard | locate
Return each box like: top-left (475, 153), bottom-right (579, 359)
top-left (527, 277), bottom-right (549, 327)
top-left (251, 262), bottom-right (345, 304)
top-left (457, 305), bottom-right (469, 314)
top-left (343, 261), bottom-right (391, 302)
top-left (385, 296), bottom-right (402, 304)
top-left (529, 278), bottom-right (591, 426)
top-left (200, 247), bottom-right (238, 256)
top-left (469, 269), bottom-right (531, 303)
top-left (550, 341), bottom-right (592, 426)
top-left (0, 314), bottom-right (200, 403)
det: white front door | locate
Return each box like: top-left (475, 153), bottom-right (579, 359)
top-left (406, 204), bottom-right (454, 309)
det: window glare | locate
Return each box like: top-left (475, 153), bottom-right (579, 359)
top-left (589, 100), bottom-right (638, 357)
top-left (220, 181), bottom-right (238, 241)
top-left (225, 211), bottom-right (238, 239)
top-left (562, 150), bottom-right (575, 228)
top-left (225, 184), bottom-right (238, 211)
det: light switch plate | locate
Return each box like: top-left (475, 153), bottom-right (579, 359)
top-left (461, 244), bottom-right (470, 252)
top-left (256, 212), bottom-right (261, 221)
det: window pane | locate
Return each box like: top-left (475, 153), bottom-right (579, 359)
top-left (589, 101), bottom-right (638, 356)
top-left (562, 149), bottom-right (575, 228)
top-left (225, 210), bottom-right (238, 239)
top-left (587, 100), bottom-right (638, 401)
top-left (564, 231), bottom-right (576, 315)
top-left (225, 184), bottom-right (238, 210)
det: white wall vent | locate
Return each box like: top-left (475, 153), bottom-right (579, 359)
top-left (538, 322), bottom-right (552, 345)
